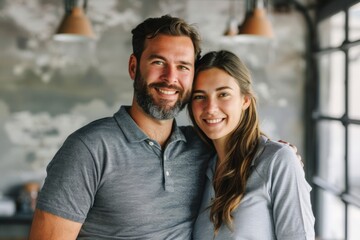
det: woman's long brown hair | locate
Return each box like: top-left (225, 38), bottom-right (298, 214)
top-left (188, 50), bottom-right (261, 235)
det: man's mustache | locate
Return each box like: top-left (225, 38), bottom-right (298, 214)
top-left (149, 82), bottom-right (182, 92)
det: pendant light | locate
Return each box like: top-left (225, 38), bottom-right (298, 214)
top-left (54, 0), bottom-right (95, 42)
top-left (238, 0), bottom-right (274, 38)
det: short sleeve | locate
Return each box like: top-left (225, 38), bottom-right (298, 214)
top-left (269, 146), bottom-right (315, 240)
top-left (36, 133), bottom-right (100, 223)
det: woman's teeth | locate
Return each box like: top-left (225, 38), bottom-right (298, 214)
top-left (205, 119), bottom-right (222, 124)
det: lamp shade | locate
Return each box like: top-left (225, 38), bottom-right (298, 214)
top-left (54, 7), bottom-right (95, 42)
top-left (238, 8), bottom-right (274, 38)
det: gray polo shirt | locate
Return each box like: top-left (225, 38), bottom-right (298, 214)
top-left (193, 136), bottom-right (315, 240)
top-left (37, 106), bottom-right (213, 239)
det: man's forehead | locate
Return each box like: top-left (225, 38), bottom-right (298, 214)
top-left (143, 34), bottom-right (196, 60)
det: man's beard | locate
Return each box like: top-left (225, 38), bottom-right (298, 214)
top-left (133, 69), bottom-right (191, 120)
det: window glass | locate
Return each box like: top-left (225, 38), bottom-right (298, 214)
top-left (349, 124), bottom-right (360, 199)
top-left (318, 51), bottom-right (345, 118)
top-left (317, 189), bottom-right (345, 239)
top-left (315, 2), bottom-right (360, 240)
top-left (317, 121), bottom-right (345, 190)
top-left (349, 205), bottom-right (360, 240)
top-left (318, 11), bottom-right (345, 49)
top-left (349, 3), bottom-right (360, 41)
top-left (349, 46), bottom-right (360, 119)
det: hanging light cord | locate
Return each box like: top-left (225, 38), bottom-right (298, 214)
top-left (64, 0), bottom-right (88, 14)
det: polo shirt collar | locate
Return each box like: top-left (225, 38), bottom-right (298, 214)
top-left (167, 122), bottom-right (187, 143)
top-left (114, 106), bottom-right (186, 144)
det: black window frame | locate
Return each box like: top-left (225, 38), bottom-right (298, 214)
top-left (305, 0), bottom-right (360, 239)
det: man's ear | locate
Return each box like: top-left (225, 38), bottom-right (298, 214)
top-left (128, 54), bottom-right (137, 80)
top-left (242, 95), bottom-right (251, 110)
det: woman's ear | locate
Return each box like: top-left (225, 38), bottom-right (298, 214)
top-left (242, 95), bottom-right (251, 110)
top-left (128, 54), bottom-right (137, 80)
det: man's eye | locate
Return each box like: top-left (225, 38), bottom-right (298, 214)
top-left (179, 65), bottom-right (189, 71)
top-left (153, 61), bottom-right (164, 65)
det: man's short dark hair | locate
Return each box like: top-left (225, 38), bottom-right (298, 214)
top-left (131, 15), bottom-right (201, 61)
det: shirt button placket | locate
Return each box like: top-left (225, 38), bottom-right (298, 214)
top-left (163, 154), bottom-right (174, 192)
top-left (164, 155), bottom-right (169, 176)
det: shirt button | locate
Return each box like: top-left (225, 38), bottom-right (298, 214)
top-left (165, 171), bottom-right (170, 176)
top-left (164, 156), bottom-right (167, 160)
top-left (148, 141), bottom-right (154, 146)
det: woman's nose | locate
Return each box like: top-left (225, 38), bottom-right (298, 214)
top-left (204, 98), bottom-right (218, 114)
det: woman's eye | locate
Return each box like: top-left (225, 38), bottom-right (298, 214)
top-left (193, 95), bottom-right (205, 100)
top-left (219, 92), bottom-right (229, 97)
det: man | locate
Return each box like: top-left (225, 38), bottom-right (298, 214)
top-left (29, 15), bottom-right (213, 239)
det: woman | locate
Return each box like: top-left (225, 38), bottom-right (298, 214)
top-left (189, 50), bottom-right (315, 239)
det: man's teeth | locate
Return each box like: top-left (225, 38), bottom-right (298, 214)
top-left (206, 119), bottom-right (222, 124)
top-left (158, 88), bottom-right (176, 95)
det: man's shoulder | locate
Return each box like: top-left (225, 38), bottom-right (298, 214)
top-left (75, 107), bottom-right (128, 135)
top-left (71, 115), bottom-right (119, 141)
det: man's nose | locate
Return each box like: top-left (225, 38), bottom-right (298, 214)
top-left (162, 65), bottom-right (178, 84)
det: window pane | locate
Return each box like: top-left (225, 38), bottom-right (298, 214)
top-left (349, 205), bottom-right (360, 240)
top-left (318, 11), bottom-right (345, 49)
top-left (318, 121), bottom-right (345, 190)
top-left (349, 124), bottom-right (360, 198)
top-left (317, 189), bottom-right (345, 239)
top-left (318, 51), bottom-right (345, 118)
top-left (349, 2), bottom-right (360, 42)
top-left (349, 46), bottom-right (360, 119)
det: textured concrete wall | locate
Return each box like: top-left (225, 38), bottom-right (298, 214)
top-left (0, 0), bottom-right (307, 195)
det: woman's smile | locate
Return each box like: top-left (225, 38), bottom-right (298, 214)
top-left (191, 68), bottom-right (249, 141)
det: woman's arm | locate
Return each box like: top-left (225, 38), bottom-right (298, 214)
top-left (270, 146), bottom-right (315, 239)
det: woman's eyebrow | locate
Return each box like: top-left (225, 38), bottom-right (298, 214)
top-left (192, 89), bottom-right (206, 94)
top-left (193, 86), bottom-right (233, 94)
top-left (215, 86), bottom-right (233, 91)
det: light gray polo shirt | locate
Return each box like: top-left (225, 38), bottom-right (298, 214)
top-left (37, 106), bottom-right (213, 239)
top-left (193, 136), bottom-right (315, 240)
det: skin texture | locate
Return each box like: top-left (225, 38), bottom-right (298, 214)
top-left (191, 67), bottom-right (250, 160)
top-left (29, 209), bottom-right (82, 240)
top-left (28, 34), bottom-right (196, 240)
top-left (128, 34), bottom-right (195, 147)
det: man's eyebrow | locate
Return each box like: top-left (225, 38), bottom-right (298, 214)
top-left (148, 54), bottom-right (165, 60)
top-left (178, 60), bottom-right (193, 67)
top-left (148, 54), bottom-right (193, 67)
